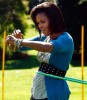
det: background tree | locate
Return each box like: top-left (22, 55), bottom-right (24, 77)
top-left (27, 0), bottom-right (54, 14)
top-left (0, 0), bottom-right (26, 34)
top-left (27, 0), bottom-right (44, 15)
top-left (55, 0), bottom-right (87, 60)
top-left (0, 0), bottom-right (27, 60)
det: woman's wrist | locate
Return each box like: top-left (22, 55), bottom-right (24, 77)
top-left (14, 39), bottom-right (23, 51)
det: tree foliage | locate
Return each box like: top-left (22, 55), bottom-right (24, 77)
top-left (0, 0), bottom-right (27, 61)
top-left (55, 0), bottom-right (87, 54)
top-left (0, 0), bottom-right (26, 35)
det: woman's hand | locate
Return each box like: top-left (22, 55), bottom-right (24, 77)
top-left (6, 35), bottom-right (17, 51)
top-left (6, 35), bottom-right (17, 46)
top-left (6, 29), bottom-right (23, 51)
top-left (12, 29), bottom-right (23, 39)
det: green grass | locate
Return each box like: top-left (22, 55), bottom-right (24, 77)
top-left (0, 68), bottom-right (37, 100)
top-left (0, 53), bottom-right (87, 100)
top-left (66, 66), bottom-right (87, 100)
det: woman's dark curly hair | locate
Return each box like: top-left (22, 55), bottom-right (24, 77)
top-left (30, 2), bottom-right (66, 34)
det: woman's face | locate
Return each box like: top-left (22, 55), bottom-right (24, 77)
top-left (36, 12), bottom-right (51, 36)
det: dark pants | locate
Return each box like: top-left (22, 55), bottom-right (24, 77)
top-left (30, 95), bottom-right (48, 100)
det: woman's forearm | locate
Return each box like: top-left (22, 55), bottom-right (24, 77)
top-left (21, 40), bottom-right (53, 52)
top-left (6, 34), bottom-right (53, 52)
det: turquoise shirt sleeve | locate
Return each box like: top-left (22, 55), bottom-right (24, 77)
top-left (51, 32), bottom-right (74, 53)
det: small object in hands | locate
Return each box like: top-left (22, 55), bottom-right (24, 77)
top-left (14, 39), bottom-right (23, 51)
top-left (12, 29), bottom-right (23, 39)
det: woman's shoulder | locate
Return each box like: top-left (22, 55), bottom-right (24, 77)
top-left (59, 32), bottom-right (73, 41)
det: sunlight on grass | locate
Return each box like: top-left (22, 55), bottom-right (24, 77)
top-left (0, 68), bottom-right (38, 100)
top-left (22, 15), bottom-right (39, 39)
top-left (27, 50), bottom-right (38, 56)
top-left (66, 66), bottom-right (87, 100)
top-left (0, 66), bottom-right (87, 100)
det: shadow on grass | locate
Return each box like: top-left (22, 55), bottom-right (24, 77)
top-left (0, 55), bottom-right (40, 70)
top-left (70, 53), bottom-right (87, 67)
top-left (0, 53), bottom-right (87, 70)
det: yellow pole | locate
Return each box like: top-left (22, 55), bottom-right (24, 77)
top-left (81, 25), bottom-right (84, 100)
top-left (2, 31), bottom-right (6, 100)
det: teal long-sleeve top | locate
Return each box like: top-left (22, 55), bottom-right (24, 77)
top-left (44, 32), bottom-right (74, 100)
top-left (21, 32), bottom-right (74, 100)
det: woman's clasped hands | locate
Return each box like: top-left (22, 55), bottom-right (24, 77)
top-left (6, 29), bottom-right (23, 51)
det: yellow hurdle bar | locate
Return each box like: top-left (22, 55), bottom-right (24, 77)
top-left (81, 25), bottom-right (84, 100)
top-left (2, 31), bottom-right (6, 100)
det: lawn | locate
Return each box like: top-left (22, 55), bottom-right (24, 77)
top-left (0, 49), bottom-right (87, 100)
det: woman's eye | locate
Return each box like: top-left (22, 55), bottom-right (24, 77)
top-left (41, 21), bottom-right (45, 23)
top-left (36, 20), bottom-right (46, 26)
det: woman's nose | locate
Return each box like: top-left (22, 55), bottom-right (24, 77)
top-left (38, 23), bottom-right (43, 30)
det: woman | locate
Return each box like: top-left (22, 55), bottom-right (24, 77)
top-left (6, 2), bottom-right (74, 100)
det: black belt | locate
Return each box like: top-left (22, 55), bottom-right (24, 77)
top-left (30, 95), bottom-right (48, 100)
top-left (38, 62), bottom-right (66, 77)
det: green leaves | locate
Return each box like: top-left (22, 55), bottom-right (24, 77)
top-left (0, 0), bottom-right (26, 35)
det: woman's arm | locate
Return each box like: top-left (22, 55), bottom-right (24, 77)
top-left (6, 35), bottom-right (53, 52)
top-left (7, 29), bottom-right (47, 51)
top-left (21, 40), bottom-right (53, 52)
